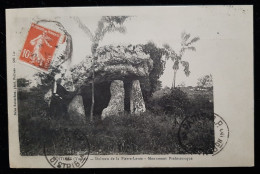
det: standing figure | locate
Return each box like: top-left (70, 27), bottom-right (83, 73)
top-left (50, 75), bottom-right (69, 120)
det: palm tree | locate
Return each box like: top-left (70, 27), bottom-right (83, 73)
top-left (163, 32), bottom-right (200, 88)
top-left (74, 16), bottom-right (129, 122)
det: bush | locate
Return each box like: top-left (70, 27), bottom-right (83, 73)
top-left (157, 88), bottom-right (190, 116)
top-left (187, 94), bottom-right (214, 118)
top-left (149, 88), bottom-right (213, 117)
top-left (18, 90), bottom-right (28, 100)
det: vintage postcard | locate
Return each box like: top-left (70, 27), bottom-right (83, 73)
top-left (6, 6), bottom-right (254, 168)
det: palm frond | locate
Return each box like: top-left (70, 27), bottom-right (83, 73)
top-left (181, 61), bottom-right (190, 76)
top-left (111, 16), bottom-right (129, 25)
top-left (183, 33), bottom-right (191, 43)
top-left (94, 16), bottom-right (129, 43)
top-left (181, 31), bottom-right (186, 40)
top-left (170, 55), bottom-right (176, 62)
top-left (162, 43), bottom-right (178, 59)
top-left (94, 24), bottom-right (111, 42)
top-left (97, 20), bottom-right (105, 31)
top-left (181, 32), bottom-right (191, 46)
top-left (185, 37), bottom-right (200, 46)
top-left (179, 47), bottom-right (185, 57)
top-left (73, 16), bottom-right (94, 41)
top-left (185, 46), bottom-right (196, 52)
top-left (173, 61), bottom-right (179, 70)
top-left (163, 43), bottom-right (171, 50)
top-left (114, 26), bottom-right (127, 34)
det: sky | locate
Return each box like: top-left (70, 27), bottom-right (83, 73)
top-left (14, 6), bottom-right (252, 87)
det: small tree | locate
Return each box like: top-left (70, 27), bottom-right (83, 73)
top-left (163, 32), bottom-right (200, 88)
top-left (197, 74), bottom-right (213, 89)
top-left (74, 16), bottom-right (130, 122)
top-left (141, 42), bottom-right (166, 101)
top-left (177, 81), bottom-right (186, 88)
top-left (17, 78), bottom-right (31, 87)
top-left (33, 65), bottom-right (60, 88)
top-left (158, 88), bottom-right (190, 116)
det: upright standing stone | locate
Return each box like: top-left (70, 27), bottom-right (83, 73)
top-left (130, 80), bottom-right (146, 115)
top-left (67, 95), bottom-right (86, 124)
top-left (101, 80), bottom-right (125, 120)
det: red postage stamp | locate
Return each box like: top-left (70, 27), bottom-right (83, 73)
top-left (19, 23), bottom-right (61, 71)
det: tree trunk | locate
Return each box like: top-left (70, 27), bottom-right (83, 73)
top-left (90, 66), bottom-right (95, 122)
top-left (172, 70), bottom-right (177, 89)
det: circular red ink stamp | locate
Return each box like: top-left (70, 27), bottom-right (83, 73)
top-left (19, 23), bottom-right (62, 71)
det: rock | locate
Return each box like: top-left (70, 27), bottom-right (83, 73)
top-left (130, 80), bottom-right (146, 115)
top-left (67, 95), bottom-right (86, 124)
top-left (45, 42), bottom-right (152, 104)
top-left (101, 80), bottom-right (125, 119)
top-left (70, 45), bottom-right (153, 91)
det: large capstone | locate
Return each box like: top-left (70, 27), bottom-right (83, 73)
top-left (70, 45), bottom-right (153, 90)
top-left (101, 80), bottom-right (125, 119)
top-left (130, 80), bottom-right (146, 115)
top-left (67, 95), bottom-right (86, 124)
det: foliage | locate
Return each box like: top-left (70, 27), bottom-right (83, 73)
top-left (140, 42), bottom-right (166, 101)
top-left (149, 87), bottom-right (213, 117)
top-left (152, 86), bottom-right (171, 100)
top-left (157, 88), bottom-right (190, 116)
top-left (163, 32), bottom-right (200, 88)
top-left (197, 74), bottom-right (213, 88)
top-left (177, 81), bottom-right (186, 87)
top-left (17, 78), bottom-right (31, 87)
top-left (33, 66), bottom-right (61, 88)
top-left (189, 94), bottom-right (214, 115)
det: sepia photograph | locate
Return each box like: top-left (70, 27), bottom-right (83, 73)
top-left (6, 6), bottom-right (253, 168)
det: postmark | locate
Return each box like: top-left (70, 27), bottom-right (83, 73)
top-left (178, 113), bottom-right (229, 155)
top-left (19, 23), bottom-right (61, 71)
top-left (213, 113), bottom-right (229, 156)
top-left (43, 128), bottom-right (90, 168)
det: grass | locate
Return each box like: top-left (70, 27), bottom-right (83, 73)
top-left (19, 110), bottom-right (186, 155)
top-left (18, 87), bottom-right (214, 155)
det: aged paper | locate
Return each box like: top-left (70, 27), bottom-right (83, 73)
top-left (6, 6), bottom-right (254, 168)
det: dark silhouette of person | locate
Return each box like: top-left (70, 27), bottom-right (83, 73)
top-left (50, 76), bottom-right (70, 120)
